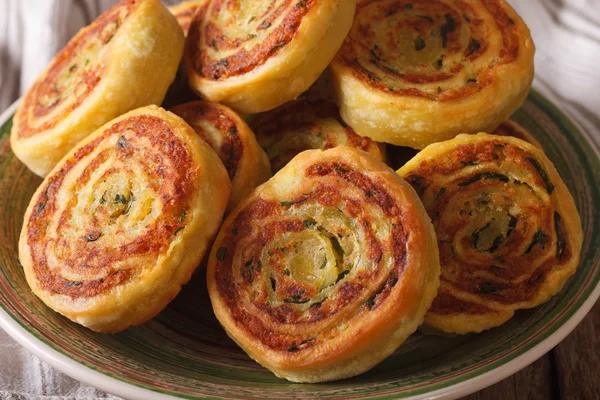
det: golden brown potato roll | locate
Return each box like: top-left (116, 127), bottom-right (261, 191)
top-left (398, 133), bottom-right (583, 334)
top-left (207, 147), bottom-right (440, 382)
top-left (11, 0), bottom-right (184, 177)
top-left (171, 101), bottom-right (271, 211)
top-left (19, 106), bottom-right (231, 333)
top-left (185, 0), bottom-right (357, 114)
top-left (331, 0), bottom-right (535, 148)
top-left (251, 98), bottom-right (386, 173)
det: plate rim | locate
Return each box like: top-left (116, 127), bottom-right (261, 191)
top-left (0, 91), bottom-right (598, 400)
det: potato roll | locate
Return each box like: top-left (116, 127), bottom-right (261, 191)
top-left (11, 0), bottom-right (184, 177)
top-left (398, 133), bottom-right (583, 334)
top-left (171, 101), bottom-right (271, 211)
top-left (331, 0), bottom-right (535, 148)
top-left (19, 106), bottom-right (231, 333)
top-left (251, 98), bottom-right (386, 173)
top-left (208, 147), bottom-right (440, 382)
top-left (185, 0), bottom-right (357, 114)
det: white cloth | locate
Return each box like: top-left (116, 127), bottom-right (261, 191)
top-left (0, 0), bottom-right (598, 399)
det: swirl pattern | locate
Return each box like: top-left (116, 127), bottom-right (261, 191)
top-left (11, 0), bottom-right (184, 177)
top-left (185, 0), bottom-right (357, 114)
top-left (331, 0), bottom-right (535, 148)
top-left (19, 106), bottom-right (231, 333)
top-left (171, 101), bottom-right (271, 210)
top-left (398, 133), bottom-right (583, 334)
top-left (207, 147), bottom-right (439, 382)
top-left (251, 98), bottom-right (386, 173)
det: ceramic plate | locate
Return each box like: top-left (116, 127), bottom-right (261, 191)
top-left (1, 89), bottom-right (599, 400)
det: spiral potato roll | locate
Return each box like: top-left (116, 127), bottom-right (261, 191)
top-left (251, 98), bottom-right (386, 173)
top-left (207, 147), bottom-right (440, 382)
top-left (185, 0), bottom-right (357, 114)
top-left (19, 106), bottom-right (231, 333)
top-left (10, 0), bottom-right (184, 177)
top-left (398, 133), bottom-right (583, 334)
top-left (171, 101), bottom-right (271, 211)
top-left (331, 0), bottom-right (535, 148)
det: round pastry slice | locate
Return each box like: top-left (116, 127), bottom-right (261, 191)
top-left (207, 147), bottom-right (440, 382)
top-left (331, 0), bottom-right (535, 148)
top-left (491, 120), bottom-right (543, 149)
top-left (251, 98), bottom-right (386, 173)
top-left (398, 133), bottom-right (583, 334)
top-left (10, 0), bottom-right (184, 177)
top-left (19, 106), bottom-right (231, 333)
top-left (171, 101), bottom-right (271, 211)
top-left (185, 0), bottom-right (357, 114)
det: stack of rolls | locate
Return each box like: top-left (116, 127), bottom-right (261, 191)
top-left (11, 0), bottom-right (583, 384)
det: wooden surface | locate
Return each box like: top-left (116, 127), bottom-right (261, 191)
top-left (464, 299), bottom-right (600, 400)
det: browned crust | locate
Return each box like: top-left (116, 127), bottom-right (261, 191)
top-left (26, 115), bottom-right (199, 298)
top-left (170, 1), bottom-right (205, 36)
top-left (336, 0), bottom-right (522, 101)
top-left (186, 0), bottom-right (317, 80)
top-left (171, 101), bottom-right (243, 180)
top-left (14, 0), bottom-right (139, 139)
top-left (213, 161), bottom-right (409, 352)
top-left (403, 138), bottom-right (574, 317)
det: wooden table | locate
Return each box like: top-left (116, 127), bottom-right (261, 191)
top-left (464, 300), bottom-right (600, 399)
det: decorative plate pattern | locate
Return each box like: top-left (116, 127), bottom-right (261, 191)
top-left (0, 89), bottom-right (599, 399)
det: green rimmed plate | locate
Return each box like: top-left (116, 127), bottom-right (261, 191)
top-left (0, 89), bottom-right (598, 399)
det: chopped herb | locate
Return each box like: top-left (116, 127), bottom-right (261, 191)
top-left (471, 222), bottom-right (491, 250)
top-left (304, 219), bottom-right (317, 228)
top-left (232, 227), bottom-right (238, 236)
top-left (99, 192), bottom-right (106, 204)
top-left (296, 0), bottom-right (308, 8)
top-left (114, 194), bottom-right (128, 204)
top-left (487, 235), bottom-right (505, 253)
top-left (178, 211), bottom-right (187, 223)
top-left (461, 160), bottom-right (479, 166)
top-left (331, 236), bottom-right (345, 257)
top-left (270, 277), bottom-right (277, 291)
top-left (243, 260), bottom-right (254, 282)
top-left (376, 253), bottom-right (383, 264)
top-left (216, 247), bottom-right (227, 261)
top-left (406, 174), bottom-right (427, 196)
top-left (524, 230), bottom-right (549, 254)
top-left (270, 41), bottom-right (287, 53)
top-left (415, 36), bottom-right (426, 51)
top-left (36, 196), bottom-right (48, 214)
top-left (458, 172), bottom-right (509, 186)
top-left (475, 281), bottom-right (497, 294)
top-left (85, 233), bottom-right (101, 242)
top-left (440, 14), bottom-right (456, 48)
top-left (336, 270), bottom-right (350, 283)
top-left (280, 198), bottom-right (307, 207)
top-left (124, 194), bottom-right (134, 215)
top-left (506, 215), bottom-right (518, 238)
top-left (436, 187), bottom-right (446, 199)
top-left (85, 59), bottom-right (90, 66)
top-left (287, 343), bottom-right (300, 352)
top-left (466, 78), bottom-right (477, 83)
top-left (173, 227), bottom-right (184, 236)
top-left (526, 157), bottom-right (554, 194)
top-left (65, 281), bottom-right (82, 288)
top-left (438, 86), bottom-right (443, 93)
top-left (383, 65), bottom-right (404, 76)
top-left (405, 3), bottom-right (413, 9)
top-left (435, 59), bottom-right (443, 69)
top-left (335, 165), bottom-right (348, 174)
top-left (248, 16), bottom-right (256, 23)
top-left (69, 64), bottom-right (77, 72)
top-left (554, 212), bottom-right (565, 260)
top-left (284, 268), bottom-right (291, 276)
top-left (258, 21), bottom-right (271, 30)
top-left (284, 296), bottom-right (309, 304)
top-left (466, 38), bottom-right (481, 57)
top-left (117, 135), bottom-right (128, 149)
top-left (229, 126), bottom-right (238, 136)
top-left (311, 298), bottom-right (326, 308)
